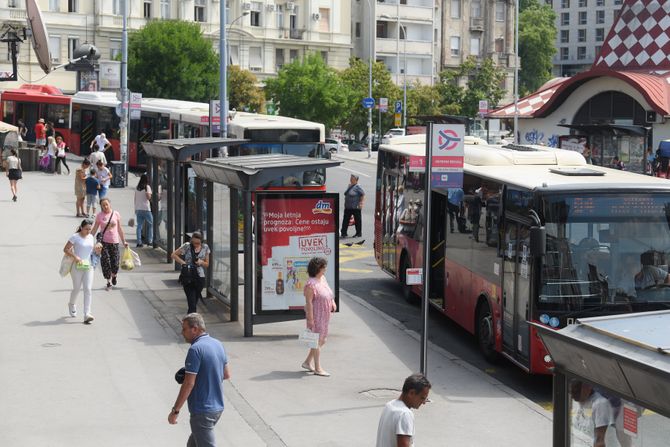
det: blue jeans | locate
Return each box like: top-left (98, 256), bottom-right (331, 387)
top-left (187, 411), bottom-right (222, 447)
top-left (99, 185), bottom-right (109, 198)
top-left (135, 209), bottom-right (153, 244)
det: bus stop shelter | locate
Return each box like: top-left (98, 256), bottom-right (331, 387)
top-left (141, 137), bottom-right (248, 262)
top-left (535, 311), bottom-right (670, 446)
top-left (190, 154), bottom-right (342, 336)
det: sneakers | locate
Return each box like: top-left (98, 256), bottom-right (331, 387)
top-left (12, 195), bottom-right (16, 202)
top-left (106, 282), bottom-right (112, 291)
top-left (84, 314), bottom-right (95, 324)
top-left (111, 276), bottom-right (117, 286)
top-left (68, 303), bottom-right (77, 317)
top-left (136, 243), bottom-right (143, 248)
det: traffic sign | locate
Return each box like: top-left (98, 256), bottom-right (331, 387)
top-left (394, 113), bottom-right (401, 127)
top-left (379, 97), bottom-right (388, 113)
top-left (394, 100), bottom-right (402, 114)
top-left (362, 97), bottom-right (375, 109)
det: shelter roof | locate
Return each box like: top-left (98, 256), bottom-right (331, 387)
top-left (142, 137), bottom-right (249, 161)
top-left (189, 154), bottom-right (342, 190)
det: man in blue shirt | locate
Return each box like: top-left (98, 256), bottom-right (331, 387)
top-left (169, 313), bottom-right (230, 447)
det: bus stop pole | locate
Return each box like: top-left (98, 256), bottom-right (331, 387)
top-left (420, 123), bottom-right (433, 376)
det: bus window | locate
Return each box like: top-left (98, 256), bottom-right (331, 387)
top-left (44, 103), bottom-right (70, 128)
top-left (2, 100), bottom-right (14, 123)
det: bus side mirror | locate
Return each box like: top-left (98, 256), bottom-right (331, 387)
top-left (530, 226), bottom-right (546, 257)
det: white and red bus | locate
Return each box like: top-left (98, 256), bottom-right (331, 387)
top-left (375, 134), bottom-right (670, 374)
top-left (0, 84), bottom-right (71, 142)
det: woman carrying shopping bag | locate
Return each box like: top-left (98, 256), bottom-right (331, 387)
top-left (171, 231), bottom-right (210, 314)
top-left (92, 198), bottom-right (129, 290)
top-left (62, 219), bottom-right (96, 324)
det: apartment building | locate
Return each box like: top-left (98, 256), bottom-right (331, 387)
top-left (0, 0), bottom-right (352, 93)
top-left (352, 0), bottom-right (438, 86)
top-left (441, 0), bottom-right (516, 104)
top-left (551, 0), bottom-right (624, 77)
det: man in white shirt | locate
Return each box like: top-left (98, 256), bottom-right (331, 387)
top-left (376, 373), bottom-right (431, 447)
top-left (90, 132), bottom-right (111, 153)
top-left (570, 380), bottom-right (613, 447)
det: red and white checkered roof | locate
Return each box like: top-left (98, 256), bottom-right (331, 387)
top-left (594, 0), bottom-right (670, 70)
top-left (487, 78), bottom-right (569, 118)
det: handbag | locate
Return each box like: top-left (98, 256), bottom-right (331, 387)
top-left (298, 329), bottom-right (320, 349)
top-left (96, 211), bottom-right (114, 243)
top-left (59, 254), bottom-right (74, 278)
top-left (178, 243), bottom-right (198, 285)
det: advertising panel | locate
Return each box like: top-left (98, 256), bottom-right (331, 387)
top-left (256, 193), bottom-right (339, 313)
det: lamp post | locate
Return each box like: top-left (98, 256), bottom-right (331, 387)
top-left (219, 2), bottom-right (227, 140)
top-left (225, 12), bottom-right (250, 92)
top-left (365, 0), bottom-right (374, 159)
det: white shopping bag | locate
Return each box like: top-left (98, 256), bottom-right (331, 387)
top-left (298, 329), bottom-right (320, 349)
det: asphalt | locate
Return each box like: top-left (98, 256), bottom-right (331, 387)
top-left (0, 163), bottom-right (552, 446)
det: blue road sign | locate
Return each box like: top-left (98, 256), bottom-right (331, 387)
top-left (395, 100), bottom-right (402, 114)
top-left (362, 97), bottom-right (375, 109)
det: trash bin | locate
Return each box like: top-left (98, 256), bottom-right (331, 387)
top-left (109, 161), bottom-right (126, 188)
top-left (17, 148), bottom-right (40, 171)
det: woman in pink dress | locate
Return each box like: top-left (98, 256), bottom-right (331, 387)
top-left (302, 257), bottom-right (337, 377)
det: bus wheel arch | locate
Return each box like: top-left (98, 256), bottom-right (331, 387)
top-left (476, 296), bottom-right (499, 362)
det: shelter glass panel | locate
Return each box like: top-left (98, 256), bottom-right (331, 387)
top-left (211, 183), bottom-right (232, 298)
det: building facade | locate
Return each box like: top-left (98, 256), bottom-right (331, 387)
top-left (551, 0), bottom-right (624, 77)
top-left (0, 0), bottom-right (352, 93)
top-left (352, 0), bottom-right (438, 86)
top-left (440, 0), bottom-right (516, 104)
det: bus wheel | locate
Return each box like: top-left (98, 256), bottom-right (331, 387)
top-left (400, 257), bottom-right (417, 304)
top-left (476, 301), bottom-right (499, 362)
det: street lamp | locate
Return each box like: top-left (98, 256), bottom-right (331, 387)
top-left (220, 8), bottom-right (249, 141)
top-left (381, 13), bottom-right (408, 129)
top-left (365, 0), bottom-right (374, 159)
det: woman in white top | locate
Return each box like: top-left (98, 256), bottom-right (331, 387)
top-left (95, 160), bottom-right (112, 199)
top-left (54, 135), bottom-right (70, 175)
top-left (5, 148), bottom-right (22, 202)
top-left (134, 173), bottom-right (153, 247)
top-left (63, 219), bottom-right (96, 324)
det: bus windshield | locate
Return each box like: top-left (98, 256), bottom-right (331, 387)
top-left (539, 193), bottom-right (670, 314)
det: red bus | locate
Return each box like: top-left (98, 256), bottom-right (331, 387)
top-left (0, 84), bottom-right (71, 143)
top-left (375, 135), bottom-right (670, 374)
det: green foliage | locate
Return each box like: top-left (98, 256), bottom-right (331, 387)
top-left (519, 2), bottom-right (557, 95)
top-left (405, 82), bottom-right (442, 122)
top-left (340, 57), bottom-right (401, 136)
top-left (127, 20), bottom-right (219, 102)
top-left (438, 57), bottom-right (506, 118)
top-left (264, 53), bottom-right (348, 131)
top-left (227, 65), bottom-right (264, 113)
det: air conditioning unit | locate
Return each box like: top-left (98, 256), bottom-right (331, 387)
top-left (646, 110), bottom-right (663, 124)
top-left (286, 2), bottom-right (295, 11)
top-left (312, 12), bottom-right (321, 21)
top-left (267, 3), bottom-right (276, 11)
top-left (242, 2), bottom-right (252, 11)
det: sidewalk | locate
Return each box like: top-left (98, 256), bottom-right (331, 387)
top-left (0, 168), bottom-right (552, 446)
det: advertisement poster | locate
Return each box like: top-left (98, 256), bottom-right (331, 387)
top-left (257, 193), bottom-right (339, 312)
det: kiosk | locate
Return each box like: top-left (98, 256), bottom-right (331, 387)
top-left (535, 311), bottom-right (670, 446)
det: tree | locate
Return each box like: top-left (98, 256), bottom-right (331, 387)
top-left (406, 82), bottom-right (442, 121)
top-left (264, 53), bottom-right (348, 131)
top-left (340, 57), bottom-right (401, 136)
top-left (128, 20), bottom-right (219, 102)
top-left (519, 0), bottom-right (557, 95)
top-left (227, 65), bottom-right (264, 113)
top-left (438, 57), bottom-right (506, 118)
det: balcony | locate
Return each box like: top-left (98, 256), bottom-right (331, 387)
top-left (377, 3), bottom-right (433, 22)
top-left (290, 28), bottom-right (305, 40)
top-left (376, 38), bottom-right (432, 56)
top-left (470, 17), bottom-right (484, 32)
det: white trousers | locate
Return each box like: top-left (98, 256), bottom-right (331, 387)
top-left (69, 267), bottom-right (94, 316)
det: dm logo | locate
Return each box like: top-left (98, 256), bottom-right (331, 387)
top-left (437, 129), bottom-right (461, 151)
top-left (312, 200), bottom-right (333, 214)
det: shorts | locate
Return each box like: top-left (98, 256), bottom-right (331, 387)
top-left (8, 168), bottom-right (22, 180)
top-left (86, 194), bottom-right (98, 208)
top-left (36, 138), bottom-right (46, 146)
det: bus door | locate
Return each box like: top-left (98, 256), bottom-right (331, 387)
top-left (429, 191), bottom-right (447, 307)
top-left (138, 116), bottom-right (159, 166)
top-left (17, 103), bottom-right (39, 142)
top-left (79, 109), bottom-right (97, 156)
top-left (381, 173), bottom-right (397, 273)
top-left (501, 219), bottom-right (531, 366)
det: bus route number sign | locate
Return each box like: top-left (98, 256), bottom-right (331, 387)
top-left (406, 268), bottom-right (423, 285)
